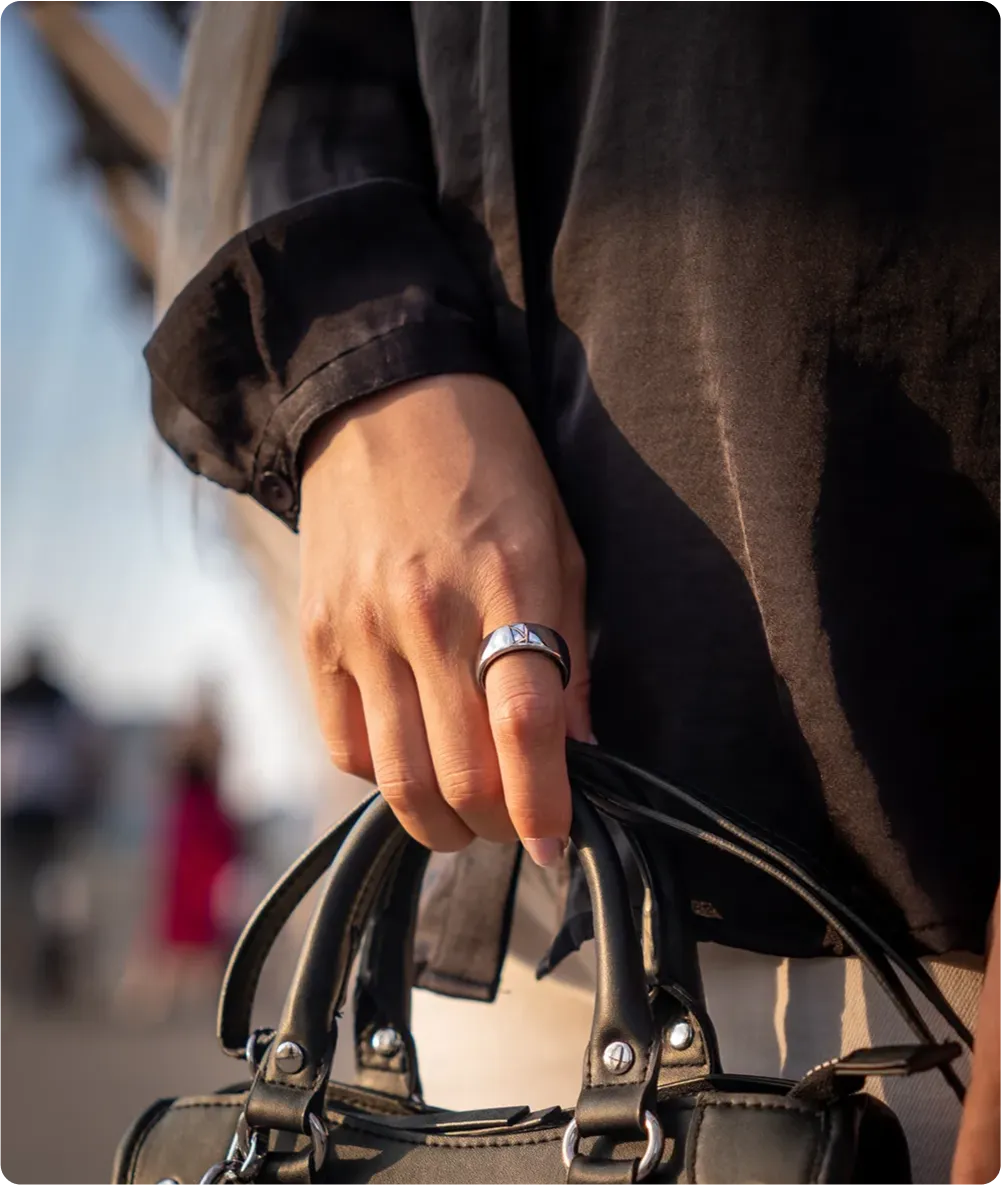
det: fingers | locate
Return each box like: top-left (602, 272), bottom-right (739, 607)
top-left (484, 647), bottom-right (572, 865)
top-left (413, 659), bottom-right (515, 843)
top-left (310, 669), bottom-right (374, 782)
top-left (301, 532), bottom-right (588, 859)
top-left (358, 653), bottom-right (474, 852)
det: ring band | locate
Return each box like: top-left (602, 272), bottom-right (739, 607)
top-left (476, 623), bottom-right (571, 690)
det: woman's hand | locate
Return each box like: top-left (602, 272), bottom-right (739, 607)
top-left (298, 374), bottom-right (590, 864)
top-left (952, 891), bottom-right (1000, 1183)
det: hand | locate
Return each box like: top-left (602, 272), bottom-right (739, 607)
top-left (952, 891), bottom-right (1000, 1183)
top-left (298, 374), bottom-right (590, 863)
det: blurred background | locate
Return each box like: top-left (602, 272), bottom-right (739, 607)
top-left (0, 6), bottom-right (595, 1182)
top-left (0, 3), bottom-right (338, 1179)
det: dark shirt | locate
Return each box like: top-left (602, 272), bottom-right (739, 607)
top-left (147, 3), bottom-right (999, 968)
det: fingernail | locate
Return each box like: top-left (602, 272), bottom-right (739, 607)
top-left (587, 732), bottom-right (599, 745)
top-left (523, 838), bottom-right (567, 868)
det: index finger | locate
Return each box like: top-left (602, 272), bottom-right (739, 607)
top-left (483, 651), bottom-right (571, 866)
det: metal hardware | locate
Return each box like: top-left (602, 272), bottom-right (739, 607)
top-left (274, 1039), bottom-right (306, 1074)
top-left (601, 1040), bottom-right (635, 1074)
top-left (224, 1112), bottom-right (250, 1166)
top-left (237, 1129), bottom-right (265, 1181)
top-left (204, 1112), bottom-right (266, 1184)
top-left (201, 1082), bottom-right (326, 1183)
top-left (308, 1112), bottom-right (328, 1171)
top-left (243, 1027), bottom-right (274, 1069)
top-left (562, 1109), bottom-right (664, 1182)
top-left (156, 1179), bottom-right (180, 1184)
top-left (199, 1165), bottom-right (230, 1184)
top-left (667, 1020), bottom-right (694, 1050)
top-left (371, 1026), bottom-right (403, 1056)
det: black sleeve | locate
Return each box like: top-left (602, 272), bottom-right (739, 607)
top-left (146, 3), bottom-right (503, 529)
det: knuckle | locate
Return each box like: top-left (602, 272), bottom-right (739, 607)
top-left (437, 762), bottom-right (502, 813)
top-left (394, 567), bottom-right (452, 646)
top-left (489, 530), bottom-right (550, 588)
top-left (327, 744), bottom-right (367, 778)
top-left (343, 597), bottom-right (383, 645)
top-left (299, 598), bottom-right (335, 660)
top-left (491, 688), bottom-right (562, 746)
top-left (376, 766), bottom-right (433, 811)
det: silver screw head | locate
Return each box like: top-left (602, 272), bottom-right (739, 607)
top-left (601, 1040), bottom-right (635, 1074)
top-left (371, 1027), bottom-right (403, 1057)
top-left (274, 1040), bottom-right (306, 1074)
top-left (668, 1021), bottom-right (694, 1051)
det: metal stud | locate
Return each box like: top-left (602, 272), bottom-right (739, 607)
top-left (274, 1040), bottom-right (306, 1074)
top-left (371, 1026), bottom-right (403, 1056)
top-left (601, 1040), bottom-right (635, 1074)
top-left (668, 1020), bottom-right (694, 1051)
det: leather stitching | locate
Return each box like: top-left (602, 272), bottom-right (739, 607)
top-left (688, 1098), bottom-right (823, 1185)
top-left (118, 1098), bottom-right (174, 1184)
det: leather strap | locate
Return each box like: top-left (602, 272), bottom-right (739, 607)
top-left (245, 800), bottom-right (407, 1132)
top-left (352, 840), bottom-right (428, 1099)
top-left (571, 793), bottom-right (661, 1138)
top-left (350, 814), bottom-right (708, 1098)
top-left (243, 790), bottom-right (658, 1142)
top-left (619, 823), bottom-right (722, 1084)
top-left (217, 795), bottom-right (376, 1057)
top-left (568, 744), bottom-right (971, 1102)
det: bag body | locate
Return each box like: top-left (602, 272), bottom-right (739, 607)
top-left (116, 746), bottom-right (969, 1185)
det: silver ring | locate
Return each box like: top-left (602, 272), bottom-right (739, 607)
top-left (561, 1110), bottom-right (664, 1182)
top-left (476, 623), bottom-right (571, 690)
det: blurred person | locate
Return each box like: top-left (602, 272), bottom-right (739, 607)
top-left (1, 644), bottom-right (96, 1003)
top-left (116, 696), bottom-right (239, 1023)
top-left (150, 6), bottom-right (998, 1181)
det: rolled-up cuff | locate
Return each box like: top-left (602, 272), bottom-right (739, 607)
top-left (146, 180), bottom-right (505, 528)
top-left (251, 320), bottom-right (499, 527)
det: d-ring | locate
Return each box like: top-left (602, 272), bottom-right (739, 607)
top-left (561, 1110), bottom-right (664, 1182)
top-left (476, 623), bottom-right (571, 690)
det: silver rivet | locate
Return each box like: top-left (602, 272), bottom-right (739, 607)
top-left (668, 1021), bottom-right (694, 1050)
top-left (371, 1027), bottom-right (402, 1056)
top-left (274, 1040), bottom-right (305, 1074)
top-left (602, 1040), bottom-right (635, 1074)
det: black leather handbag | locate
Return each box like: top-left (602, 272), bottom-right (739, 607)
top-left (115, 745), bottom-right (971, 1184)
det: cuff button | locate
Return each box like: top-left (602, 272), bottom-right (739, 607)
top-left (259, 471), bottom-right (294, 514)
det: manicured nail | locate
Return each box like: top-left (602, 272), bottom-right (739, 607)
top-left (523, 838), bottom-right (567, 868)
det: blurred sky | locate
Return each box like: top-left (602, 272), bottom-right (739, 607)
top-left (1, 4), bottom-right (327, 813)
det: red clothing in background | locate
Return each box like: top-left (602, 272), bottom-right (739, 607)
top-left (161, 778), bottom-right (237, 948)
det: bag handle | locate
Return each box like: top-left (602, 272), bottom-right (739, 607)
top-left (241, 789), bottom-right (660, 1144)
top-left (218, 794), bottom-right (716, 1100)
top-left (219, 746), bottom-right (972, 1084)
top-left (567, 743), bottom-right (971, 1102)
top-left (217, 796), bottom-right (375, 1059)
